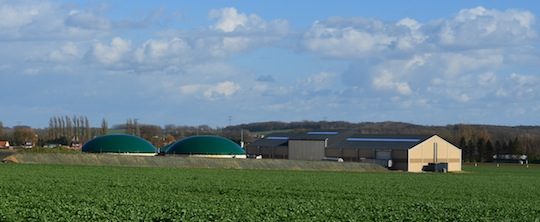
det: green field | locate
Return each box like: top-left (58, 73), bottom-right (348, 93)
top-left (0, 164), bottom-right (539, 221)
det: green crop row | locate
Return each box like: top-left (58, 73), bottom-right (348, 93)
top-left (0, 164), bottom-right (539, 221)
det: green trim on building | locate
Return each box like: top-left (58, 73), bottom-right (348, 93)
top-left (165, 135), bottom-right (245, 155)
top-left (82, 134), bottom-right (156, 153)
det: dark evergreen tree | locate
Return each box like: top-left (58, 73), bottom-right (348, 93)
top-left (485, 140), bottom-right (494, 161)
top-left (467, 139), bottom-right (475, 162)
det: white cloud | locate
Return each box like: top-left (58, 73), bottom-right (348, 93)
top-left (204, 81), bottom-right (240, 99)
top-left (179, 84), bottom-right (201, 95)
top-left (65, 10), bottom-right (112, 30)
top-left (301, 72), bottom-right (339, 93)
top-left (440, 50), bottom-right (503, 76)
top-left (452, 92), bottom-right (471, 103)
top-left (134, 38), bottom-right (191, 64)
top-left (1, 3), bottom-right (539, 126)
top-left (302, 20), bottom-right (395, 58)
top-left (438, 7), bottom-right (536, 47)
top-left (90, 37), bottom-right (131, 65)
top-left (303, 7), bottom-right (536, 59)
top-left (200, 7), bottom-right (289, 57)
top-left (372, 70), bottom-right (412, 95)
top-left (404, 54), bottom-right (428, 71)
top-left (198, 36), bottom-right (255, 57)
top-left (210, 7), bottom-right (249, 32)
top-left (510, 72), bottom-right (537, 86)
top-left (0, 2), bottom-right (48, 29)
top-left (209, 7), bottom-right (288, 34)
top-left (395, 18), bottom-right (427, 50)
top-left (49, 42), bottom-right (80, 62)
top-left (0, 1), bottom-right (54, 39)
top-left (0, 1), bottom-right (109, 41)
top-left (478, 72), bottom-right (497, 86)
top-left (176, 81), bottom-right (241, 100)
top-left (302, 17), bottom-right (429, 58)
top-left (23, 67), bottom-right (40, 75)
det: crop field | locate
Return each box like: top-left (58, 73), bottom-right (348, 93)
top-left (0, 164), bottom-right (539, 221)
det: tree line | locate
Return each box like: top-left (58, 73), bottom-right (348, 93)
top-left (2, 119), bottom-right (539, 161)
top-left (47, 116), bottom-right (92, 145)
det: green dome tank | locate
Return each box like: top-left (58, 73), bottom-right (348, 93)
top-left (165, 135), bottom-right (245, 155)
top-left (82, 134), bottom-right (156, 154)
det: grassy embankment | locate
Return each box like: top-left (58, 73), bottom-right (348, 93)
top-left (1, 152), bottom-right (385, 172)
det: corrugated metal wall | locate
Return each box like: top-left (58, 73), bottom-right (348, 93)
top-left (246, 146), bottom-right (288, 159)
top-left (288, 140), bottom-right (325, 160)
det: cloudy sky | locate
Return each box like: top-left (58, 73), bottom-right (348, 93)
top-left (1, 0), bottom-right (539, 128)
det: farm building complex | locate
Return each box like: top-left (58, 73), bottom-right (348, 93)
top-left (246, 131), bottom-right (461, 172)
top-left (79, 132), bottom-right (459, 172)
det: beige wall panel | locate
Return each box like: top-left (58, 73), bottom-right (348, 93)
top-left (408, 135), bottom-right (462, 172)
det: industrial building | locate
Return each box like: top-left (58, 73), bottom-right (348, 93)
top-left (82, 134), bottom-right (157, 155)
top-left (247, 131), bottom-right (461, 172)
top-left (164, 135), bottom-right (246, 158)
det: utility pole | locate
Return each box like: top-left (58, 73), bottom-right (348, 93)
top-left (240, 129), bottom-right (244, 148)
top-left (134, 118), bottom-right (140, 137)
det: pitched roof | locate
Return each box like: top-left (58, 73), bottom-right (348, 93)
top-left (247, 133), bottom-right (290, 148)
top-left (328, 134), bottom-right (432, 150)
top-left (248, 131), bottom-right (355, 148)
top-left (247, 131), bottom-right (437, 150)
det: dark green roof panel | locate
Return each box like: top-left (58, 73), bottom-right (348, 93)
top-left (82, 134), bottom-right (156, 153)
top-left (165, 135), bottom-right (245, 155)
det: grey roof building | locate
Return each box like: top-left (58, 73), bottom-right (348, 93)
top-left (246, 131), bottom-right (461, 172)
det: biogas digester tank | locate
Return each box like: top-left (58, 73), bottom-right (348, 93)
top-left (82, 134), bottom-right (157, 155)
top-left (164, 135), bottom-right (246, 158)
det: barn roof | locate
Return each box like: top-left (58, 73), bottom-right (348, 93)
top-left (248, 131), bottom-right (354, 148)
top-left (328, 134), bottom-right (432, 150)
top-left (248, 131), bottom-right (436, 150)
top-left (247, 133), bottom-right (290, 148)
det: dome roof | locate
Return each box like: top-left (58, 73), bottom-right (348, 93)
top-left (82, 134), bottom-right (156, 153)
top-left (165, 135), bottom-right (245, 155)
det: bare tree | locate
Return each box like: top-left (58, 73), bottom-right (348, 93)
top-left (101, 118), bottom-right (108, 135)
top-left (84, 116), bottom-right (91, 141)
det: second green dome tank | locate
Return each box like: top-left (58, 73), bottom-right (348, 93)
top-left (165, 135), bottom-right (245, 155)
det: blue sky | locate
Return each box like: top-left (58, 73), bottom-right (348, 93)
top-left (1, 0), bottom-right (539, 128)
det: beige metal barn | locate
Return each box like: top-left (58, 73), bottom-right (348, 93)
top-left (247, 132), bottom-right (462, 172)
top-left (406, 135), bottom-right (462, 172)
